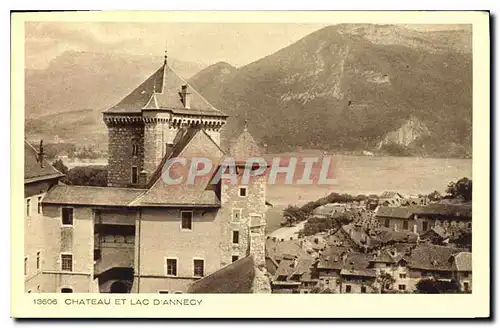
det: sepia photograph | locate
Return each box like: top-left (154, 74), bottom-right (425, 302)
top-left (11, 10), bottom-right (490, 318)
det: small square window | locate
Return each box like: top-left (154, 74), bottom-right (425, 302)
top-left (61, 254), bottom-right (73, 271)
top-left (399, 273), bottom-right (407, 279)
top-left (345, 285), bottom-right (352, 293)
top-left (166, 258), bottom-right (177, 276)
top-left (232, 209), bottom-right (241, 222)
top-left (361, 286), bottom-right (367, 293)
top-left (181, 211), bottom-right (193, 230)
top-left (232, 231), bottom-right (240, 244)
top-left (398, 284), bottom-right (406, 291)
top-left (232, 255), bottom-right (239, 262)
top-left (239, 187), bottom-right (247, 197)
top-left (62, 207), bottom-right (73, 226)
top-left (193, 259), bottom-right (204, 277)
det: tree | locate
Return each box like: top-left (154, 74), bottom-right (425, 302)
top-left (63, 165), bottom-right (108, 187)
top-left (377, 272), bottom-right (396, 293)
top-left (52, 159), bottom-right (69, 175)
top-left (415, 278), bottom-right (461, 294)
top-left (446, 177), bottom-right (472, 202)
top-left (428, 190), bottom-right (443, 202)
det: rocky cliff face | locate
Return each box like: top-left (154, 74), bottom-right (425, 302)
top-left (377, 116), bottom-right (430, 149)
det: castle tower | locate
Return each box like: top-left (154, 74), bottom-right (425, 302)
top-left (221, 121), bottom-right (268, 267)
top-left (103, 55), bottom-right (227, 187)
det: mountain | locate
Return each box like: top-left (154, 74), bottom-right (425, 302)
top-left (189, 24), bottom-right (472, 157)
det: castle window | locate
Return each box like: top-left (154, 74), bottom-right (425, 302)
top-left (61, 288), bottom-right (73, 293)
top-left (193, 259), bottom-right (204, 277)
top-left (37, 196), bottom-right (42, 214)
top-left (36, 251), bottom-right (41, 271)
top-left (61, 254), bottom-right (73, 271)
top-left (384, 218), bottom-right (390, 228)
top-left (422, 221), bottom-right (429, 231)
top-left (399, 273), bottom-right (407, 279)
top-left (61, 207), bottom-right (74, 226)
top-left (239, 187), bottom-right (247, 197)
top-left (181, 211), bottom-right (193, 230)
top-left (232, 231), bottom-right (240, 244)
top-left (166, 258), bottom-right (177, 276)
top-left (232, 209), bottom-right (242, 222)
top-left (131, 166), bottom-right (139, 184)
top-left (232, 255), bottom-right (239, 262)
top-left (24, 257), bottom-right (28, 275)
top-left (26, 198), bottom-right (31, 217)
top-left (132, 143), bottom-right (139, 157)
top-left (403, 220), bottom-right (409, 230)
top-left (398, 284), bottom-right (406, 291)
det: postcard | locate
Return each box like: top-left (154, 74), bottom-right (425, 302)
top-left (11, 10), bottom-right (490, 318)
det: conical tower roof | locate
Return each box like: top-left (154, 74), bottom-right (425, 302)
top-left (105, 60), bottom-right (226, 117)
top-left (229, 122), bottom-right (261, 163)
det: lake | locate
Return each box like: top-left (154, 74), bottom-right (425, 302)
top-left (63, 154), bottom-right (472, 234)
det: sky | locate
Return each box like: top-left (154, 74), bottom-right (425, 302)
top-left (24, 22), bottom-right (469, 70)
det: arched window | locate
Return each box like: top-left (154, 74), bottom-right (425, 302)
top-left (61, 287), bottom-right (73, 293)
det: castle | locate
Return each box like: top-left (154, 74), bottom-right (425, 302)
top-left (24, 54), bottom-right (269, 293)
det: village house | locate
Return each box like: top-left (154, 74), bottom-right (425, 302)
top-left (27, 55), bottom-right (270, 293)
top-left (24, 141), bottom-right (65, 293)
top-left (340, 252), bottom-right (377, 294)
top-left (316, 246), bottom-right (349, 292)
top-left (375, 203), bottom-right (472, 235)
top-left (406, 244), bottom-right (471, 292)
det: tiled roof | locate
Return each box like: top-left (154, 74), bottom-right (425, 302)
top-left (380, 191), bottom-right (404, 199)
top-left (407, 244), bottom-right (466, 271)
top-left (228, 128), bottom-right (262, 163)
top-left (317, 246), bottom-right (349, 270)
top-left (369, 250), bottom-right (395, 263)
top-left (133, 128), bottom-right (224, 207)
top-left (106, 62), bottom-right (226, 117)
top-left (188, 256), bottom-right (256, 293)
top-left (452, 252), bottom-right (472, 272)
top-left (375, 206), bottom-right (415, 219)
top-left (377, 230), bottom-right (419, 244)
top-left (340, 252), bottom-right (377, 278)
top-left (43, 185), bottom-right (145, 207)
top-left (24, 141), bottom-right (64, 183)
top-left (415, 203), bottom-right (472, 218)
top-left (265, 239), bottom-right (309, 263)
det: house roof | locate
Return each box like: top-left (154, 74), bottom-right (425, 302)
top-left (132, 128), bottom-right (224, 207)
top-left (24, 140), bottom-right (64, 184)
top-left (42, 185), bottom-right (146, 207)
top-left (377, 230), bottom-right (419, 244)
top-left (375, 206), bottom-right (415, 219)
top-left (340, 252), bottom-right (377, 278)
top-left (106, 62), bottom-right (226, 117)
top-left (414, 203), bottom-right (472, 218)
top-left (188, 255), bottom-right (256, 293)
top-left (317, 246), bottom-right (349, 270)
top-left (452, 252), bottom-right (472, 272)
top-left (407, 244), bottom-right (466, 272)
top-left (380, 191), bottom-right (404, 199)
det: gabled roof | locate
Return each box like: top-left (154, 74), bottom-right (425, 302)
top-left (340, 252), bottom-right (377, 278)
top-left (43, 185), bottom-right (145, 207)
top-left (375, 206), bottom-right (415, 219)
top-left (317, 246), bottom-right (349, 270)
top-left (188, 256), bottom-right (256, 293)
top-left (131, 128), bottom-right (224, 207)
top-left (377, 230), bottom-right (419, 244)
top-left (407, 244), bottom-right (466, 272)
top-left (24, 140), bottom-right (64, 184)
top-left (105, 62), bottom-right (226, 117)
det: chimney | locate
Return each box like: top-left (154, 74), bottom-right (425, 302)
top-left (179, 84), bottom-right (191, 109)
top-left (138, 170), bottom-right (148, 187)
top-left (38, 139), bottom-right (45, 168)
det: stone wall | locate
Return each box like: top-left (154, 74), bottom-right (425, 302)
top-left (107, 123), bottom-right (144, 187)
